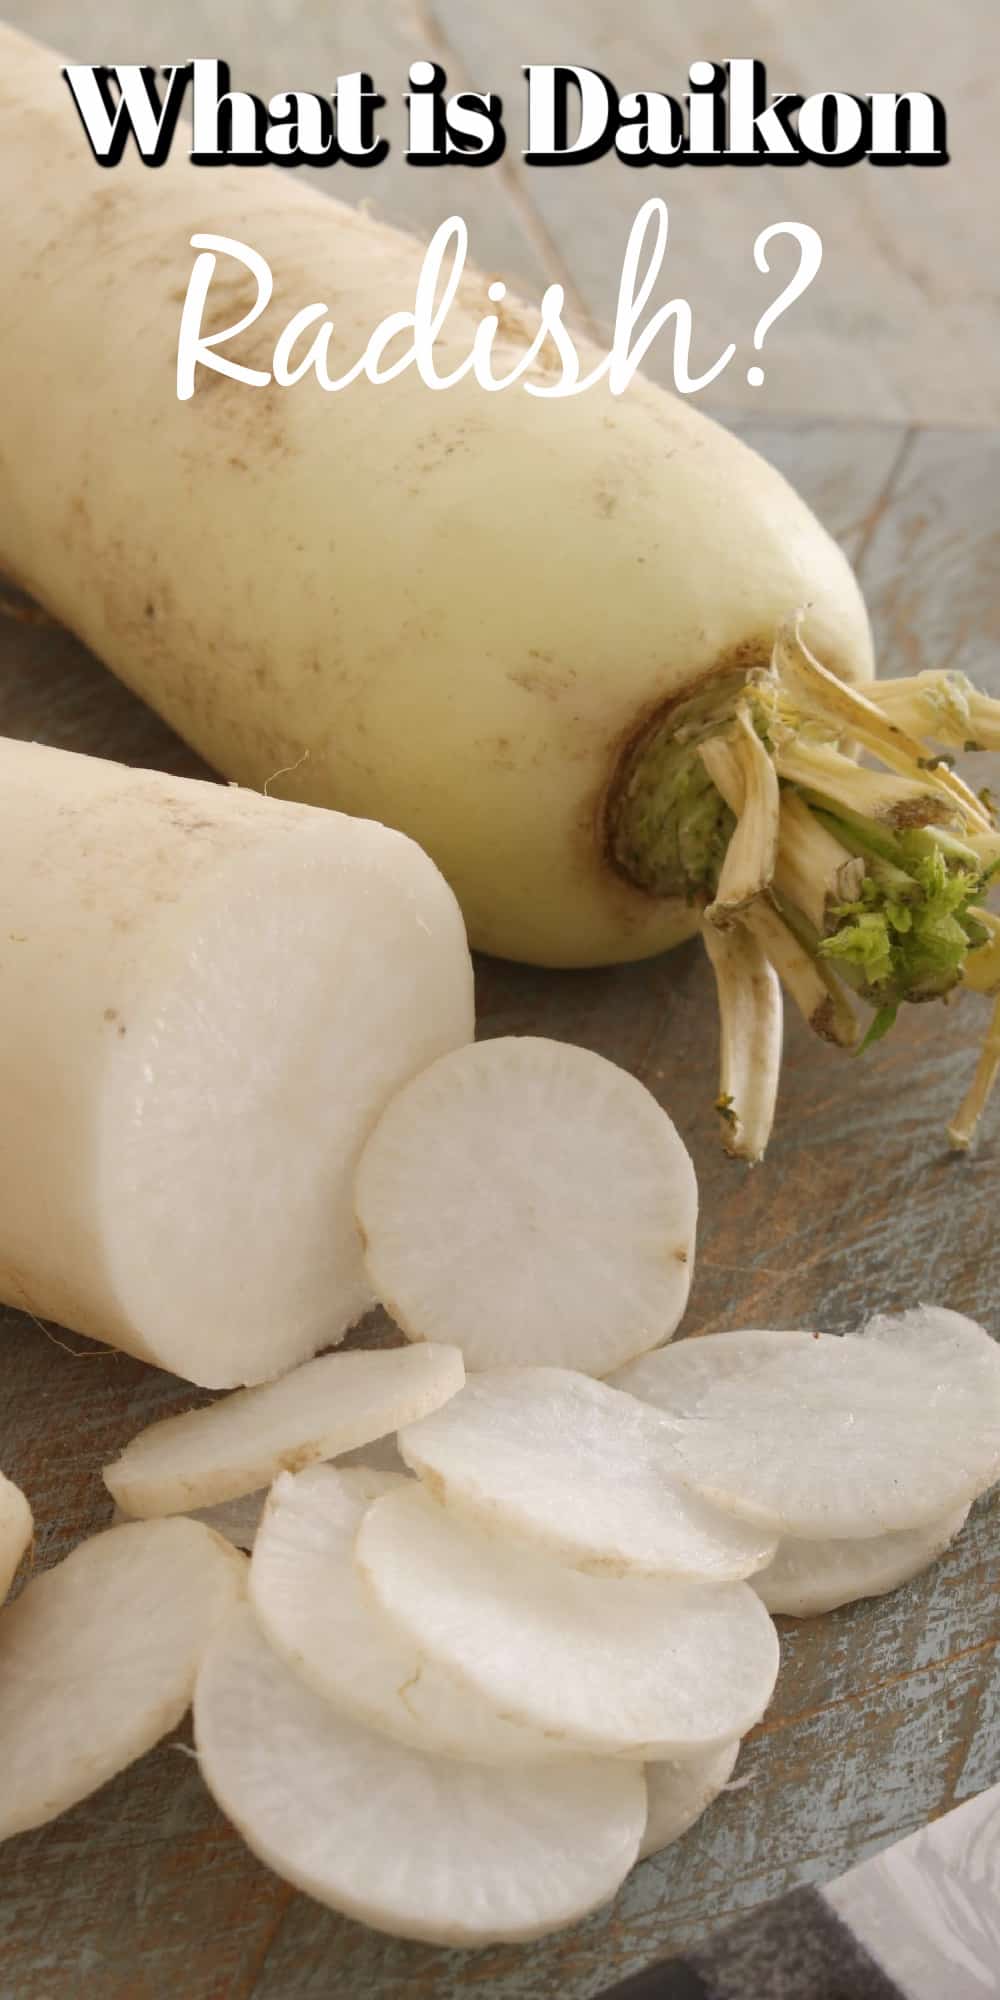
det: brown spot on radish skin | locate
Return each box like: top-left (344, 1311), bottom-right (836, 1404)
top-left (675, 1248), bottom-right (689, 1264)
top-left (103, 1008), bottom-right (118, 1024)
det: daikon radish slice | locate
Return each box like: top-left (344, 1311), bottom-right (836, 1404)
top-left (611, 1329), bottom-right (810, 1411)
top-left (113, 1494), bottom-right (266, 1552)
top-left (356, 1485), bottom-right (779, 1758)
top-left (398, 1368), bottom-right (775, 1580)
top-left (103, 1344), bottom-right (464, 1517)
top-left (251, 1466), bottom-right (567, 1762)
top-left (862, 1304), bottom-right (1000, 1389)
top-left (640, 1741), bottom-right (742, 1861)
top-left (355, 1036), bottom-right (698, 1375)
top-left (753, 1507), bottom-right (969, 1617)
top-left (195, 1605), bottom-right (646, 1946)
top-left (663, 1331), bottom-right (1000, 1537)
top-left (0, 1473), bottom-right (32, 1601)
top-left (0, 1519), bottom-right (245, 1841)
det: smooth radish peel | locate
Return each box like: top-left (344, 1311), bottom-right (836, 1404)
top-left (398, 1368), bottom-right (776, 1580)
top-left (355, 1037), bottom-right (697, 1375)
top-left (103, 1344), bottom-right (464, 1517)
top-left (356, 1484), bottom-right (780, 1758)
top-left (194, 1605), bottom-right (647, 1946)
top-left (640, 1741), bottom-right (742, 1862)
top-left (0, 1473), bottom-right (32, 1601)
top-left (250, 1466), bottom-right (570, 1762)
top-left (0, 1519), bottom-right (245, 1841)
top-left (752, 1509), bottom-right (969, 1618)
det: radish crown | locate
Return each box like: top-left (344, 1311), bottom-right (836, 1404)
top-left (610, 616), bottom-right (1000, 1160)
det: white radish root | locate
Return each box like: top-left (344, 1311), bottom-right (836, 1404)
top-left (611, 1330), bottom-right (809, 1410)
top-left (356, 1484), bottom-right (780, 1759)
top-left (194, 1605), bottom-right (647, 1946)
top-left (103, 1344), bottom-right (464, 1517)
top-left (355, 1036), bottom-right (697, 1376)
top-left (0, 1519), bottom-right (245, 1841)
top-left (752, 1508), bottom-right (969, 1618)
top-left (862, 1303), bottom-right (1000, 1389)
top-left (398, 1367), bottom-right (775, 1581)
top-left (659, 1331), bottom-right (1000, 1538)
top-left (112, 1494), bottom-right (267, 1552)
top-left (0, 737), bottom-right (474, 1388)
top-left (0, 1472), bottom-right (32, 1601)
top-left (250, 1466), bottom-right (570, 1763)
top-left (640, 1741), bottom-right (742, 1861)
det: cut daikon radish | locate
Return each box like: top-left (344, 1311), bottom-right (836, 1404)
top-left (640, 1741), bottom-right (742, 1861)
top-left (103, 1344), bottom-right (464, 1517)
top-left (0, 1519), bottom-right (245, 1841)
top-left (0, 737), bottom-right (473, 1388)
top-left (357, 1485), bottom-right (779, 1758)
top-left (398, 1368), bottom-right (775, 1581)
top-left (114, 1494), bottom-right (267, 1552)
top-left (862, 1303), bottom-right (1000, 1390)
top-left (611, 1329), bottom-right (809, 1412)
top-left (0, 1473), bottom-right (32, 1601)
top-left (251, 1466), bottom-right (568, 1762)
top-left (753, 1507), bottom-right (969, 1617)
top-left (195, 1605), bottom-right (646, 1945)
top-left (663, 1331), bottom-right (1000, 1537)
top-left (355, 1036), bottom-right (698, 1375)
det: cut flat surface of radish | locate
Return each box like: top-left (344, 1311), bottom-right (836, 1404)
top-left (354, 1036), bottom-right (697, 1375)
top-left (194, 1605), bottom-right (647, 1946)
top-left (862, 1304), bottom-right (1000, 1387)
top-left (103, 1344), bottom-right (464, 1516)
top-left (251, 1466), bottom-right (564, 1763)
top-left (356, 1485), bottom-right (779, 1758)
top-left (114, 1494), bottom-right (267, 1552)
top-left (399, 1369), bottom-right (775, 1580)
top-left (0, 1473), bottom-right (32, 1602)
top-left (623, 1329), bottom-right (1000, 1537)
top-left (611, 1330), bottom-right (807, 1411)
top-left (640, 1741), bottom-right (742, 1861)
top-left (0, 1519), bottom-right (245, 1841)
top-left (752, 1507), bottom-right (969, 1617)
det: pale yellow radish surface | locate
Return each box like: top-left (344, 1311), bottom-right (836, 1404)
top-left (0, 25), bottom-right (873, 975)
top-left (0, 1519), bottom-right (245, 1842)
top-left (0, 736), bottom-right (472, 1386)
top-left (0, 1473), bottom-right (32, 1602)
top-left (104, 1344), bottom-right (464, 1516)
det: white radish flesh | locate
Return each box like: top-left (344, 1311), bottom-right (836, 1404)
top-left (355, 1037), bottom-right (697, 1376)
top-left (251, 1466), bottom-right (568, 1763)
top-left (399, 1368), bottom-right (775, 1581)
top-left (0, 1473), bottom-right (32, 1601)
top-left (752, 1508), bottom-right (969, 1618)
top-left (0, 737), bottom-right (473, 1387)
top-left (195, 1605), bottom-right (647, 1946)
top-left (0, 1519), bottom-right (245, 1841)
top-left (640, 1741), bottom-right (742, 1861)
top-left (611, 1330), bottom-right (811, 1412)
top-left (103, 1344), bottom-right (464, 1517)
top-left (356, 1485), bottom-right (780, 1758)
top-left (862, 1304), bottom-right (1000, 1389)
top-left (661, 1332), bottom-right (1000, 1537)
top-left (112, 1495), bottom-right (267, 1552)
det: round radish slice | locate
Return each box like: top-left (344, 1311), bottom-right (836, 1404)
top-left (611, 1330), bottom-right (810, 1411)
top-left (118, 1492), bottom-right (269, 1552)
top-left (0, 1519), bottom-right (245, 1841)
top-left (194, 1605), bottom-right (646, 1946)
top-left (251, 1466), bottom-right (565, 1763)
top-left (753, 1507), bottom-right (969, 1617)
top-left (640, 1741), bottom-right (741, 1861)
top-left (103, 1344), bottom-right (464, 1517)
top-left (0, 1473), bottom-right (31, 1602)
top-left (398, 1368), bottom-right (775, 1581)
top-left (354, 1037), bottom-right (697, 1376)
top-left (665, 1331), bottom-right (1000, 1537)
top-left (862, 1304), bottom-right (1000, 1389)
top-left (356, 1485), bottom-right (779, 1758)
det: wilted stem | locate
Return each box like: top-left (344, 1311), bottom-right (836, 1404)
top-left (948, 993), bottom-right (1000, 1150)
top-left (700, 710), bottom-right (780, 926)
top-left (700, 919), bottom-right (782, 1163)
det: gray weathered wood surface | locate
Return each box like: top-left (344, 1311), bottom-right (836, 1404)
top-left (1, 4), bottom-right (999, 1996)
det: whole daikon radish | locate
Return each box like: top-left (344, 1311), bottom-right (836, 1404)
top-left (2, 25), bottom-right (998, 1155)
top-left (0, 737), bottom-right (472, 1386)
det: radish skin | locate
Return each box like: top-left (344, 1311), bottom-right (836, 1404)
top-left (0, 23), bottom-right (871, 980)
top-left (0, 1473), bottom-right (32, 1601)
top-left (0, 737), bottom-right (473, 1386)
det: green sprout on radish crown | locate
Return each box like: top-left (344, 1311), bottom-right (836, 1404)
top-left (611, 615), bottom-right (1000, 1162)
